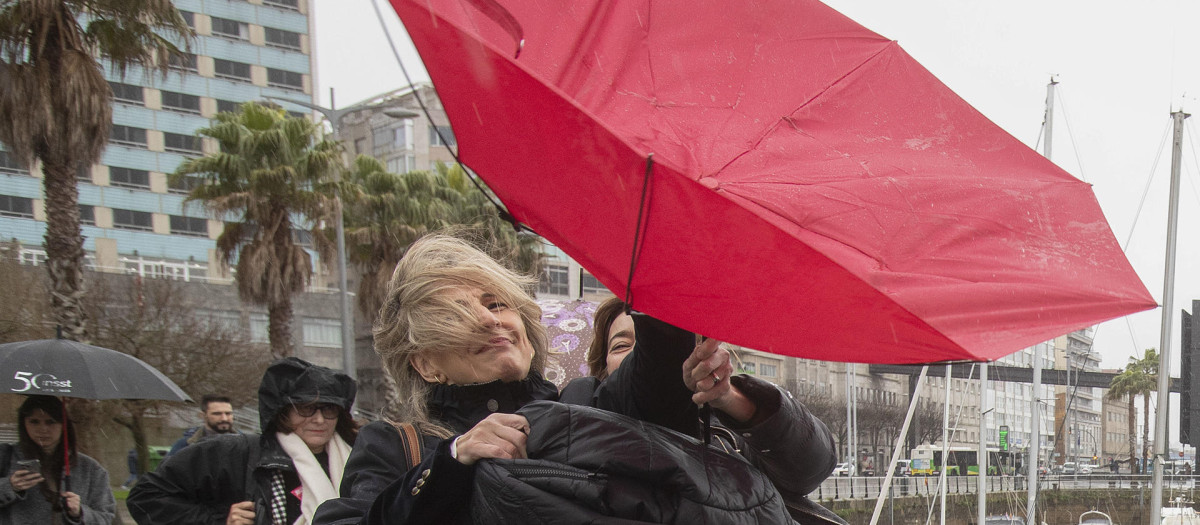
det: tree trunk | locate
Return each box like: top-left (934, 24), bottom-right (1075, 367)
top-left (42, 159), bottom-right (88, 342)
top-left (1141, 394), bottom-right (1150, 474)
top-left (268, 299), bottom-right (293, 359)
top-left (113, 408), bottom-right (149, 480)
top-left (1127, 393), bottom-right (1137, 473)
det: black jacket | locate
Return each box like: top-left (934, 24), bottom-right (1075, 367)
top-left (130, 358), bottom-right (357, 525)
top-left (314, 316), bottom-right (841, 524)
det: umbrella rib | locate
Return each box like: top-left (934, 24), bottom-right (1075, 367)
top-left (710, 40), bottom-right (899, 179)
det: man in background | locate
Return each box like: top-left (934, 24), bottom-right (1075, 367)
top-left (166, 394), bottom-right (237, 457)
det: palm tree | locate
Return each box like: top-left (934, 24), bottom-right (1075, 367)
top-left (1106, 348), bottom-right (1158, 473)
top-left (0, 0), bottom-right (192, 341)
top-left (177, 102), bottom-right (340, 358)
top-left (343, 157), bottom-right (543, 319)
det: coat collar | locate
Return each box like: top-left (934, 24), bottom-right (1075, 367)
top-left (427, 372), bottom-right (558, 434)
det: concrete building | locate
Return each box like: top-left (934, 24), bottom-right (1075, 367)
top-left (0, 0), bottom-right (346, 368)
top-left (1052, 328), bottom-right (1103, 465)
top-left (1100, 382), bottom-right (1132, 464)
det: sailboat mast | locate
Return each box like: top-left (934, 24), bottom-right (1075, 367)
top-left (1027, 77), bottom-right (1056, 525)
top-left (1149, 109), bottom-right (1188, 525)
top-left (978, 362), bottom-right (988, 525)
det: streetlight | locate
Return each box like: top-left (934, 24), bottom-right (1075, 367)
top-left (264, 92), bottom-right (420, 382)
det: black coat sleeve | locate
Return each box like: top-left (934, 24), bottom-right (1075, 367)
top-left (362, 439), bottom-right (476, 525)
top-left (715, 375), bottom-right (838, 499)
top-left (577, 312), bottom-right (701, 437)
top-left (126, 435), bottom-right (255, 525)
top-left (314, 421), bottom-right (446, 525)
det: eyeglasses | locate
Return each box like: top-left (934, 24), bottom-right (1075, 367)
top-left (292, 403), bottom-right (340, 419)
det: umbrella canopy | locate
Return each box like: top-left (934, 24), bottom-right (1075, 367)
top-left (538, 298), bottom-right (599, 387)
top-left (0, 339), bottom-right (191, 402)
top-left (392, 0), bottom-right (1156, 363)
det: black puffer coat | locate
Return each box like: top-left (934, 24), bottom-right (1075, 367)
top-left (314, 316), bottom-right (841, 524)
top-left (129, 358), bottom-right (356, 525)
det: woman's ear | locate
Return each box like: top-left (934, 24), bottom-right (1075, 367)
top-left (409, 354), bottom-right (442, 383)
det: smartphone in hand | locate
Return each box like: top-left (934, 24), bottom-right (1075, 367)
top-left (14, 459), bottom-right (40, 473)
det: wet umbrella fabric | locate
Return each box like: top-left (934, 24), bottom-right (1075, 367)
top-left (392, 0), bottom-right (1156, 364)
top-left (0, 339), bottom-right (191, 402)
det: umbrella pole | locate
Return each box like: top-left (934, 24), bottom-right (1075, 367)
top-left (60, 398), bottom-right (71, 504)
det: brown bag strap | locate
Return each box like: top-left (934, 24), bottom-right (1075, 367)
top-left (395, 423), bottom-right (423, 470)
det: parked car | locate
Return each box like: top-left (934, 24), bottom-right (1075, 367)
top-left (1062, 461), bottom-right (1078, 475)
top-left (1078, 463), bottom-right (1096, 475)
top-left (893, 459), bottom-right (912, 477)
top-left (833, 462), bottom-right (856, 476)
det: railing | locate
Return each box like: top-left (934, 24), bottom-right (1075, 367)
top-left (811, 474), bottom-right (1197, 501)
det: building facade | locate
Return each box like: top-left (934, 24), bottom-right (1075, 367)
top-left (0, 0), bottom-right (347, 368)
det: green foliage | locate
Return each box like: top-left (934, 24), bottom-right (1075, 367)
top-left (341, 157), bottom-right (544, 318)
top-left (176, 102), bottom-right (341, 357)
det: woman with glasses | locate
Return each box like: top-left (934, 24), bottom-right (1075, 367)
top-left (128, 357), bottom-right (358, 525)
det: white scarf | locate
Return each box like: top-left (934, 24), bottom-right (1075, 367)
top-left (275, 431), bottom-right (352, 525)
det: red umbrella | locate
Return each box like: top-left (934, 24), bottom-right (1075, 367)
top-left (390, 0), bottom-right (1156, 364)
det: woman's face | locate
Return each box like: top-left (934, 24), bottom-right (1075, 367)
top-left (412, 285), bottom-right (535, 385)
top-left (286, 404), bottom-right (339, 453)
top-left (24, 409), bottom-right (62, 453)
top-left (605, 312), bottom-right (635, 375)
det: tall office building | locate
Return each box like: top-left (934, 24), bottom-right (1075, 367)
top-left (0, 0), bottom-right (346, 368)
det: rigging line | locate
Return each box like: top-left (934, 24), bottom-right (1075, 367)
top-left (1124, 316), bottom-right (1143, 361)
top-left (922, 364), bottom-right (977, 525)
top-left (623, 154), bottom-right (655, 313)
top-left (1121, 118), bottom-right (1173, 251)
top-left (1054, 85), bottom-right (1089, 183)
top-left (368, 0), bottom-right (524, 231)
top-left (1184, 120), bottom-right (1200, 209)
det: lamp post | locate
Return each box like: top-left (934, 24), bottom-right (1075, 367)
top-left (264, 92), bottom-right (420, 382)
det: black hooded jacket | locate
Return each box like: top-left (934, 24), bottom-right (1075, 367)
top-left (128, 358), bottom-right (356, 525)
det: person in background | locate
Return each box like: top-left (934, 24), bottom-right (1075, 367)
top-left (120, 448), bottom-right (138, 490)
top-left (129, 358), bottom-right (358, 525)
top-left (0, 395), bottom-right (116, 524)
top-left (166, 394), bottom-right (237, 457)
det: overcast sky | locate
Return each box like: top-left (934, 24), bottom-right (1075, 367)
top-left (311, 0), bottom-right (1200, 382)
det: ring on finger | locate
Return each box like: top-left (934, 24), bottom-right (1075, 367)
top-left (711, 372), bottom-right (722, 383)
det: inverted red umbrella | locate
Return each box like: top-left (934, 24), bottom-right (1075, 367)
top-left (390, 0), bottom-right (1156, 364)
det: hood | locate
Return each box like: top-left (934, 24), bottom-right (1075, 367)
top-left (257, 357), bottom-right (356, 433)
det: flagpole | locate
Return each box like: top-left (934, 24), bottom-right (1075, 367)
top-left (1149, 109), bottom-right (1188, 525)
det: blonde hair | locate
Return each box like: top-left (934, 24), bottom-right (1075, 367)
top-left (374, 234), bottom-right (548, 438)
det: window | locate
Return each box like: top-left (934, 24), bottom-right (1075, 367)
top-left (169, 215), bottom-right (208, 237)
top-left (161, 90), bottom-right (201, 114)
top-left (178, 10), bottom-right (194, 29)
top-left (580, 272), bottom-right (607, 296)
top-left (740, 362), bottom-right (757, 374)
top-left (249, 313), bottom-right (269, 343)
top-left (386, 155), bottom-right (414, 174)
top-left (263, 0), bottom-right (299, 10)
top-left (0, 151), bottom-right (28, 175)
top-left (303, 318), bottom-right (343, 348)
top-left (110, 125), bottom-right (148, 147)
top-left (79, 205), bottom-right (95, 226)
top-left (214, 59), bottom-right (251, 81)
top-left (266, 68), bottom-right (303, 90)
top-left (430, 125), bottom-right (457, 147)
top-left (108, 166), bottom-right (150, 189)
top-left (0, 195), bottom-right (33, 218)
top-left (77, 166), bottom-right (91, 182)
top-left (264, 27), bottom-right (302, 50)
top-left (109, 81), bottom-right (144, 104)
top-left (163, 132), bottom-right (202, 154)
top-left (538, 264), bottom-right (569, 296)
top-left (211, 16), bottom-right (249, 40)
top-left (168, 52), bottom-right (198, 73)
top-left (112, 208), bottom-right (153, 231)
top-left (759, 361), bottom-right (779, 378)
top-left (169, 173), bottom-right (202, 194)
top-left (216, 99), bottom-right (240, 114)
top-left (354, 138), bottom-right (367, 154)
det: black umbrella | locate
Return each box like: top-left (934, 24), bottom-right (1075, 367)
top-left (0, 338), bottom-right (191, 497)
top-left (0, 339), bottom-right (190, 402)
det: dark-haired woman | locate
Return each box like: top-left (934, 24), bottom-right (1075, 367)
top-left (0, 395), bottom-right (115, 524)
top-left (129, 357), bottom-right (358, 525)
